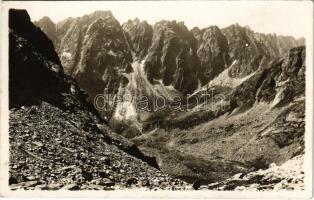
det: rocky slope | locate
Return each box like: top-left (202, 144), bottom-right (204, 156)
top-left (9, 9), bottom-right (189, 190)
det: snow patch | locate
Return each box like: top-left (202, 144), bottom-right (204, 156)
top-left (107, 50), bottom-right (117, 57)
top-left (271, 87), bottom-right (285, 108)
top-left (113, 101), bottom-right (137, 121)
top-left (207, 60), bottom-right (255, 89)
top-left (61, 52), bottom-right (72, 60)
top-left (190, 60), bottom-right (255, 97)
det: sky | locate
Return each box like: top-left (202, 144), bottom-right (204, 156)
top-left (3, 1), bottom-right (313, 38)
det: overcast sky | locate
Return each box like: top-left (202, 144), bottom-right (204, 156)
top-left (3, 1), bottom-right (312, 38)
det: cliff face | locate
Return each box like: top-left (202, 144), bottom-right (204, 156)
top-left (122, 18), bottom-right (153, 60)
top-left (221, 24), bottom-right (273, 78)
top-left (10, 10), bottom-right (64, 108)
top-left (143, 20), bottom-right (200, 95)
top-left (221, 24), bottom-right (304, 78)
top-left (230, 45), bottom-right (305, 111)
top-left (194, 26), bottom-right (230, 84)
top-left (55, 11), bottom-right (133, 104)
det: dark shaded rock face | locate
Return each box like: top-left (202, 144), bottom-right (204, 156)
top-left (34, 16), bottom-right (58, 47)
top-left (221, 24), bottom-right (272, 78)
top-left (221, 24), bottom-right (305, 79)
top-left (190, 27), bottom-right (203, 48)
top-left (194, 26), bottom-right (230, 84)
top-left (9, 9), bottom-right (66, 108)
top-left (54, 17), bottom-right (75, 49)
top-left (122, 18), bottom-right (153, 60)
top-left (55, 11), bottom-right (133, 103)
top-left (10, 11), bottom-right (61, 67)
top-left (144, 20), bottom-right (199, 95)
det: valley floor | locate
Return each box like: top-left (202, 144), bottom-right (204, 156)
top-left (132, 99), bottom-right (305, 190)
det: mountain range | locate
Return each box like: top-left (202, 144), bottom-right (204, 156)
top-left (8, 9), bottom-right (305, 191)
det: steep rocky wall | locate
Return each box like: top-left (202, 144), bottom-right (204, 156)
top-left (35, 13), bottom-right (305, 119)
top-left (193, 26), bottom-right (230, 84)
top-left (122, 18), bottom-right (153, 60)
top-left (144, 20), bottom-right (200, 95)
top-left (221, 24), bottom-right (304, 78)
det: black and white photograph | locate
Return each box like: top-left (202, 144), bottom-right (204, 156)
top-left (0, 1), bottom-right (312, 198)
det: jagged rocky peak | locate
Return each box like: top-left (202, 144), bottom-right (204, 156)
top-left (196, 25), bottom-right (230, 83)
top-left (230, 45), bottom-right (305, 110)
top-left (297, 37), bottom-right (306, 46)
top-left (9, 9), bottom-right (73, 108)
top-left (221, 23), bottom-right (303, 79)
top-left (203, 25), bottom-right (222, 35)
top-left (54, 10), bottom-right (133, 114)
top-left (82, 10), bottom-right (120, 29)
top-left (153, 20), bottom-right (191, 36)
top-left (74, 13), bottom-right (132, 96)
top-left (122, 18), bottom-right (153, 60)
top-left (275, 35), bottom-right (305, 55)
top-left (34, 16), bottom-right (57, 46)
top-left (190, 26), bottom-right (203, 47)
top-left (9, 9), bottom-right (61, 68)
top-left (221, 23), bottom-right (270, 78)
top-left (254, 32), bottom-right (305, 58)
top-left (88, 10), bottom-right (114, 19)
top-left (144, 20), bottom-right (199, 95)
top-left (280, 45), bottom-right (305, 81)
top-left (56, 10), bottom-right (127, 73)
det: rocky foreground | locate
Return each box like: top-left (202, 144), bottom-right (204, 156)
top-left (9, 103), bottom-right (189, 190)
top-left (206, 155), bottom-right (304, 191)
